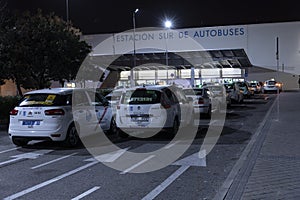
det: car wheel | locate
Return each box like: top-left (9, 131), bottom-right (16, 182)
top-left (107, 117), bottom-right (117, 135)
top-left (168, 117), bottom-right (180, 136)
top-left (12, 138), bottom-right (29, 146)
top-left (65, 124), bottom-right (80, 147)
top-left (117, 128), bottom-right (129, 138)
top-left (205, 105), bottom-right (212, 119)
top-left (227, 98), bottom-right (232, 108)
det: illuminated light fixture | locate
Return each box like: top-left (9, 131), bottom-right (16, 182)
top-left (164, 20), bottom-right (172, 28)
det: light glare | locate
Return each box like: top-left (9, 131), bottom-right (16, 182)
top-left (164, 20), bottom-right (172, 28)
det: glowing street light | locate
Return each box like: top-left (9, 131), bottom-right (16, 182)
top-left (66, 0), bottom-right (69, 22)
top-left (164, 19), bottom-right (172, 84)
top-left (164, 20), bottom-right (172, 29)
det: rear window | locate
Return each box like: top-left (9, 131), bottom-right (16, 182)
top-left (121, 89), bottom-right (161, 104)
top-left (183, 89), bottom-right (202, 96)
top-left (209, 86), bottom-right (224, 94)
top-left (19, 94), bottom-right (69, 107)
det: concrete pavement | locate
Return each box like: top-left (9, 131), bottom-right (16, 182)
top-left (215, 90), bottom-right (300, 199)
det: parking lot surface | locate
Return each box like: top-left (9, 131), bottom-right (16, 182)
top-left (1, 92), bottom-right (294, 199)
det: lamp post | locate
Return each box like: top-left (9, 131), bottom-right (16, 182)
top-left (164, 20), bottom-right (172, 84)
top-left (66, 0), bottom-right (69, 22)
top-left (130, 8), bottom-right (139, 87)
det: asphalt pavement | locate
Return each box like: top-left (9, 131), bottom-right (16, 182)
top-left (214, 90), bottom-right (300, 200)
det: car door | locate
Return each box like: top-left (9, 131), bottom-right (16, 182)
top-left (172, 88), bottom-right (192, 125)
top-left (86, 91), bottom-right (112, 133)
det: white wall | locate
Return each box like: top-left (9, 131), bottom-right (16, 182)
top-left (247, 22), bottom-right (300, 75)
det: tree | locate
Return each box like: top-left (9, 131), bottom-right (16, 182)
top-left (0, 9), bottom-right (92, 95)
top-left (0, 1), bottom-right (9, 85)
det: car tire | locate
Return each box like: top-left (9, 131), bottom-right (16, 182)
top-left (117, 128), bottom-right (129, 138)
top-left (227, 98), bottom-right (232, 108)
top-left (106, 117), bottom-right (117, 135)
top-left (65, 124), bottom-right (80, 147)
top-left (205, 105), bottom-right (212, 119)
top-left (168, 117), bottom-right (180, 136)
top-left (12, 138), bottom-right (29, 146)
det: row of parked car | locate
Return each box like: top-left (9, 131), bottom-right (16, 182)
top-left (8, 78), bottom-right (282, 147)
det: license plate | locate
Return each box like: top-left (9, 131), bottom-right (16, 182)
top-left (22, 120), bottom-right (40, 126)
top-left (131, 117), bottom-right (149, 122)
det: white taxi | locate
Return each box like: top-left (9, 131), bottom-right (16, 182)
top-left (115, 85), bottom-right (194, 138)
top-left (8, 88), bottom-right (116, 147)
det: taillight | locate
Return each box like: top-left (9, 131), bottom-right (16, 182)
top-left (44, 109), bottom-right (65, 115)
top-left (161, 103), bottom-right (171, 109)
top-left (10, 109), bottom-right (18, 115)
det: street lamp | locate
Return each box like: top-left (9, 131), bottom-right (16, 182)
top-left (66, 0), bottom-right (69, 22)
top-left (164, 20), bottom-right (172, 84)
top-left (130, 8), bottom-right (139, 87)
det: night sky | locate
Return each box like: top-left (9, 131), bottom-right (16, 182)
top-left (4, 0), bottom-right (300, 35)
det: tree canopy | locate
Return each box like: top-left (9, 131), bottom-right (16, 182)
top-left (0, 8), bottom-right (92, 95)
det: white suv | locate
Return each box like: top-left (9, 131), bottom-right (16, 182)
top-left (116, 85), bottom-right (194, 138)
top-left (8, 88), bottom-right (116, 147)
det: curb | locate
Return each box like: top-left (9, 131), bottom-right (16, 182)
top-left (213, 94), bottom-right (278, 200)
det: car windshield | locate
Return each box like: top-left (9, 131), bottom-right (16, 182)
top-left (267, 81), bottom-right (276, 85)
top-left (208, 86), bottom-right (224, 95)
top-left (122, 89), bottom-right (161, 104)
top-left (183, 89), bottom-right (203, 96)
top-left (19, 94), bottom-right (68, 107)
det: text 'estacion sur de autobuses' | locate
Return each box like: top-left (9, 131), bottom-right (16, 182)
top-left (115, 27), bottom-right (246, 43)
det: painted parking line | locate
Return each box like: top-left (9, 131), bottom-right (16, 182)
top-left (120, 155), bottom-right (155, 174)
top-left (3, 160), bottom-right (99, 200)
top-left (142, 165), bottom-right (190, 200)
top-left (0, 147), bottom-right (20, 154)
top-left (31, 152), bottom-right (78, 169)
top-left (0, 150), bottom-right (53, 168)
top-left (164, 140), bottom-right (181, 149)
top-left (71, 186), bottom-right (101, 200)
top-left (142, 150), bottom-right (206, 200)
